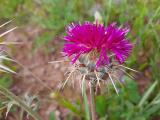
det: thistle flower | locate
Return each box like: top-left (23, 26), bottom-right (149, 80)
top-left (63, 22), bottom-right (133, 68)
top-left (61, 21), bottom-right (135, 120)
top-left (59, 21), bottom-right (137, 96)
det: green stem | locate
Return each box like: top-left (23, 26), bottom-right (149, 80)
top-left (89, 81), bottom-right (97, 120)
top-left (20, 109), bottom-right (24, 120)
top-left (0, 85), bottom-right (42, 120)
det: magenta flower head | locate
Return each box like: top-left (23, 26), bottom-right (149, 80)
top-left (63, 22), bottom-right (133, 68)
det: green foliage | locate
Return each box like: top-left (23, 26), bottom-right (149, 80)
top-left (96, 95), bottom-right (107, 117)
top-left (55, 78), bottom-right (160, 120)
top-left (96, 78), bottom-right (160, 120)
top-left (138, 81), bottom-right (158, 107)
top-left (49, 111), bottom-right (56, 120)
top-left (51, 92), bottom-right (83, 117)
top-left (0, 74), bottom-right (13, 88)
top-left (33, 31), bottom-right (54, 50)
top-left (0, 0), bottom-right (21, 18)
top-left (95, 77), bottom-right (140, 119)
top-left (60, 99), bottom-right (81, 115)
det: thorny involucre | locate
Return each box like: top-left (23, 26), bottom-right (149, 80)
top-left (62, 21), bottom-right (134, 94)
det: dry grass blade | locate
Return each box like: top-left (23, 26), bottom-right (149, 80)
top-left (0, 55), bottom-right (15, 62)
top-left (81, 75), bottom-right (86, 96)
top-left (0, 27), bottom-right (17, 37)
top-left (118, 68), bottom-right (135, 79)
top-left (0, 41), bottom-right (22, 45)
top-left (0, 54), bottom-right (15, 73)
top-left (62, 69), bottom-right (75, 89)
top-left (112, 75), bottom-right (123, 87)
top-left (3, 101), bottom-right (17, 118)
top-left (108, 73), bottom-right (119, 95)
top-left (0, 64), bottom-right (16, 74)
top-left (48, 60), bottom-right (69, 64)
top-left (117, 64), bottom-right (139, 73)
top-left (0, 69), bottom-right (11, 73)
top-left (94, 71), bottom-right (100, 87)
top-left (0, 20), bottom-right (12, 28)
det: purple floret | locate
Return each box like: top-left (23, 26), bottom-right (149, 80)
top-left (63, 22), bottom-right (133, 68)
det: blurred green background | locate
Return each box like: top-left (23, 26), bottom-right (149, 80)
top-left (0, 0), bottom-right (160, 120)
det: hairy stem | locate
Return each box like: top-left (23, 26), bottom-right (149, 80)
top-left (89, 81), bottom-right (97, 120)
